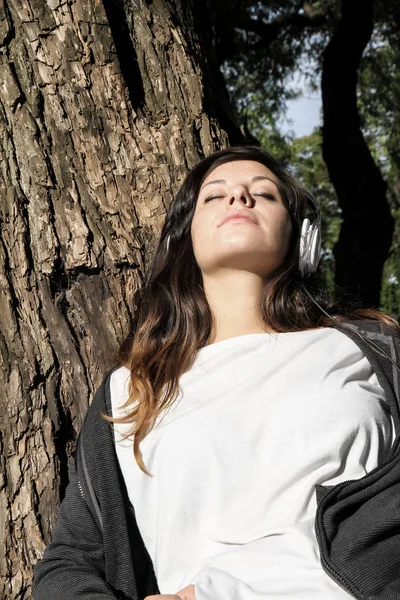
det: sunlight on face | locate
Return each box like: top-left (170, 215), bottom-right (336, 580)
top-left (190, 160), bottom-right (293, 278)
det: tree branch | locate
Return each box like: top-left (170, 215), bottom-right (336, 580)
top-left (234, 8), bottom-right (328, 44)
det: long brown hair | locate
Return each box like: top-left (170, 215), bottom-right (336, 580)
top-left (102, 145), bottom-right (399, 476)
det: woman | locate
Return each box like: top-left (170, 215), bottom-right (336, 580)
top-left (32, 145), bottom-right (400, 600)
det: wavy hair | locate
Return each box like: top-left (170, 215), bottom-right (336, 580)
top-left (101, 145), bottom-right (399, 476)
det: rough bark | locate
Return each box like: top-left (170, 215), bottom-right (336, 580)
top-left (321, 0), bottom-right (394, 307)
top-left (0, 0), bottom-right (243, 597)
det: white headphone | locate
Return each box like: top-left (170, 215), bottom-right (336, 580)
top-left (299, 218), bottom-right (321, 277)
top-left (298, 192), bottom-right (322, 278)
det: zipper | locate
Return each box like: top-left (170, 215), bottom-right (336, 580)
top-left (75, 435), bottom-right (103, 531)
top-left (75, 435), bottom-right (86, 503)
top-left (74, 367), bottom-right (119, 531)
top-left (77, 471), bottom-right (85, 502)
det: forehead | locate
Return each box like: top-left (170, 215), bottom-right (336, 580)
top-left (201, 160), bottom-right (280, 187)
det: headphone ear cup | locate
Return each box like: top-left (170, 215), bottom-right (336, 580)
top-left (299, 218), bottom-right (311, 276)
top-left (299, 218), bottom-right (321, 276)
top-left (308, 222), bottom-right (321, 273)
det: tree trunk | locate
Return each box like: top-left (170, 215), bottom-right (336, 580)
top-left (321, 0), bottom-right (394, 308)
top-left (0, 0), bottom-right (242, 596)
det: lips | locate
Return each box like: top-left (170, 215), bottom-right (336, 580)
top-left (218, 211), bottom-right (257, 227)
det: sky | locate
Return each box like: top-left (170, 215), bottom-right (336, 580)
top-left (280, 73), bottom-right (323, 138)
top-left (284, 93), bottom-right (322, 137)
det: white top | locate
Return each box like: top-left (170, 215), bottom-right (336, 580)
top-left (110, 327), bottom-right (395, 599)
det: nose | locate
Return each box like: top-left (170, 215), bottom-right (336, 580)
top-left (228, 184), bottom-right (254, 206)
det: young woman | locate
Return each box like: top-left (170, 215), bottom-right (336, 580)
top-left (32, 146), bottom-right (400, 600)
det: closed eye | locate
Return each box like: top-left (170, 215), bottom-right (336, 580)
top-left (204, 194), bottom-right (224, 202)
top-left (254, 193), bottom-right (276, 200)
top-left (204, 193), bottom-right (275, 202)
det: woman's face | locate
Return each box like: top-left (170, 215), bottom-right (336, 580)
top-left (191, 160), bottom-right (293, 278)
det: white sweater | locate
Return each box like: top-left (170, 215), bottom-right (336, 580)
top-left (110, 327), bottom-right (395, 599)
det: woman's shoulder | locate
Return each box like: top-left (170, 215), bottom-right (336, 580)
top-left (82, 365), bottom-right (129, 424)
top-left (109, 365), bottom-right (131, 416)
top-left (109, 365), bottom-right (131, 402)
top-left (109, 364), bottom-right (130, 386)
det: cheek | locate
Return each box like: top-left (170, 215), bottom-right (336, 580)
top-left (190, 215), bottom-right (198, 241)
top-left (284, 220), bottom-right (294, 253)
top-left (190, 215), bottom-right (205, 252)
top-left (278, 215), bottom-right (293, 251)
top-left (191, 212), bottom-right (209, 240)
top-left (284, 217), bottom-right (293, 238)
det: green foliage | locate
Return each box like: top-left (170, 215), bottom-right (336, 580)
top-left (358, 37), bottom-right (400, 209)
top-left (356, 13), bottom-right (400, 315)
top-left (215, 0), bottom-right (337, 122)
top-left (380, 208), bottom-right (400, 316)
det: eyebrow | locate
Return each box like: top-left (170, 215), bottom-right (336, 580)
top-left (201, 175), bottom-right (280, 191)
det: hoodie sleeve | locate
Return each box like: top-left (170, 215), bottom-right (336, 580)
top-left (32, 455), bottom-right (119, 600)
